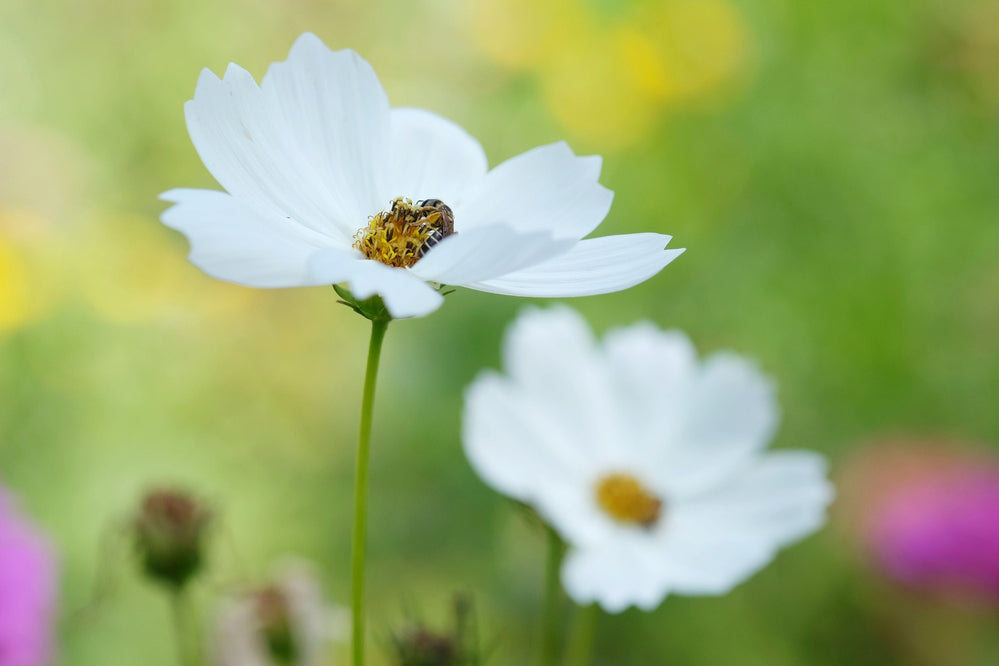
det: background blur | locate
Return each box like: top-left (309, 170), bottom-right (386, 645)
top-left (2, 0), bottom-right (999, 663)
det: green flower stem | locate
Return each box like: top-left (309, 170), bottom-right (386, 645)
top-left (170, 587), bottom-right (195, 666)
top-left (564, 603), bottom-right (599, 666)
top-left (541, 525), bottom-right (565, 666)
top-left (351, 317), bottom-right (390, 666)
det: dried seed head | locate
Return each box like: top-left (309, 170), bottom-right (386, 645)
top-left (134, 488), bottom-right (211, 589)
top-left (255, 585), bottom-right (299, 665)
top-left (395, 628), bottom-right (459, 666)
top-left (391, 595), bottom-right (477, 666)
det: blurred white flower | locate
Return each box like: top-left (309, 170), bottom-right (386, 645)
top-left (160, 33), bottom-right (683, 319)
top-left (212, 561), bottom-right (348, 666)
top-left (462, 306), bottom-right (833, 613)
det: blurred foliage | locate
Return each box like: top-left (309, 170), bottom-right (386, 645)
top-left (1, 0), bottom-right (999, 664)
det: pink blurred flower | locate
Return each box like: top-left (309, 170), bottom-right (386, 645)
top-left (868, 459), bottom-right (999, 601)
top-left (0, 489), bottom-right (57, 666)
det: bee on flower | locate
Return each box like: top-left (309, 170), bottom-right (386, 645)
top-left (160, 33), bottom-right (682, 320)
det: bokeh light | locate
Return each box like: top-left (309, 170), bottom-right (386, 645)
top-left (467, 0), bottom-right (752, 148)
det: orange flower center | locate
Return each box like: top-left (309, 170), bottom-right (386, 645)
top-left (594, 473), bottom-right (663, 527)
top-left (353, 197), bottom-right (455, 268)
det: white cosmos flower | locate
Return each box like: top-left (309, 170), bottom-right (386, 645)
top-left (159, 33), bottom-right (683, 319)
top-left (462, 306), bottom-right (834, 613)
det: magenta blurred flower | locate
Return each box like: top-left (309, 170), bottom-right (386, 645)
top-left (870, 465), bottom-right (999, 600)
top-left (0, 489), bottom-right (57, 666)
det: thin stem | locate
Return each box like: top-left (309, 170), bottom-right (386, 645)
top-left (170, 587), bottom-right (194, 666)
top-left (351, 317), bottom-right (390, 666)
top-left (563, 603), bottom-right (599, 666)
top-left (541, 526), bottom-right (565, 666)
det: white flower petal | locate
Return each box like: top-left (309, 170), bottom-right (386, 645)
top-left (160, 188), bottom-right (329, 287)
top-left (213, 599), bottom-right (270, 666)
top-left (455, 142), bottom-right (613, 240)
top-left (648, 452), bottom-right (832, 596)
top-left (261, 34), bottom-right (391, 228)
top-left (307, 249), bottom-right (444, 318)
top-left (409, 225), bottom-right (574, 286)
top-left (568, 325), bottom-right (697, 477)
top-left (184, 34), bottom-right (389, 243)
top-left (462, 372), bottom-right (595, 495)
top-left (388, 108), bottom-right (488, 205)
top-left (463, 370), bottom-right (623, 547)
top-left (658, 352), bottom-right (781, 497)
top-left (499, 307), bottom-right (623, 462)
top-left (466, 234), bottom-right (683, 297)
top-left (656, 530), bottom-right (777, 596)
top-left (675, 451), bottom-right (834, 546)
top-left (275, 562), bottom-right (343, 665)
top-left (602, 324), bottom-right (696, 436)
top-left (562, 543), bottom-right (668, 613)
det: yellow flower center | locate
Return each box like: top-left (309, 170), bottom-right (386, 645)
top-left (594, 473), bottom-right (663, 527)
top-left (353, 197), bottom-right (455, 268)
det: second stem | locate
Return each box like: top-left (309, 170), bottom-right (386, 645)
top-left (541, 525), bottom-right (565, 666)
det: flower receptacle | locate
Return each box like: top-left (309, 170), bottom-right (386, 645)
top-left (334, 284), bottom-right (393, 323)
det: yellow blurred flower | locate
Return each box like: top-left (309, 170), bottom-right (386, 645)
top-left (0, 123), bottom-right (96, 332)
top-left (74, 212), bottom-right (256, 324)
top-left (638, 1), bottom-right (751, 102)
top-left (540, 27), bottom-right (664, 149)
top-left (0, 209), bottom-right (63, 333)
top-left (0, 236), bottom-right (35, 331)
top-left (467, 0), bottom-right (753, 149)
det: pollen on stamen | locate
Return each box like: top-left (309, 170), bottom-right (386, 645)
top-left (595, 473), bottom-right (663, 527)
top-left (353, 197), bottom-right (454, 269)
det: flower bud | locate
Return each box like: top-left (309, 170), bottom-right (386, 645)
top-left (213, 561), bottom-right (346, 666)
top-left (394, 628), bottom-right (459, 666)
top-left (134, 488), bottom-right (211, 589)
top-left (391, 595), bottom-right (476, 666)
top-left (255, 585), bottom-right (299, 664)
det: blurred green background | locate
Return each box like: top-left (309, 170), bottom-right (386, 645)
top-left (1, 0), bottom-right (999, 663)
